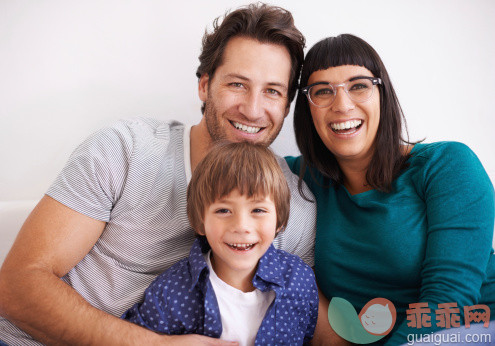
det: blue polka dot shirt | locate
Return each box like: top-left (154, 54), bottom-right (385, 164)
top-left (122, 237), bottom-right (319, 345)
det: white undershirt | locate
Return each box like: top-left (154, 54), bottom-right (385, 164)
top-left (183, 124), bottom-right (192, 183)
top-left (205, 251), bottom-right (276, 346)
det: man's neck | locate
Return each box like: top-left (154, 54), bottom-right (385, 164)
top-left (190, 118), bottom-right (212, 172)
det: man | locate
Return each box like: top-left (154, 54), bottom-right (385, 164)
top-left (0, 4), bottom-right (317, 345)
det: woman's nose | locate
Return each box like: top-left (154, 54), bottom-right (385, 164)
top-left (330, 87), bottom-right (355, 113)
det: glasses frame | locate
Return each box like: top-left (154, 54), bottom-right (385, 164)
top-left (300, 76), bottom-right (382, 108)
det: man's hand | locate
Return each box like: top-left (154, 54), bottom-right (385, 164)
top-left (167, 334), bottom-right (238, 345)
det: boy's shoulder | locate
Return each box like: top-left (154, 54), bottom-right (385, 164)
top-left (147, 256), bottom-right (196, 294)
top-left (272, 248), bottom-right (312, 269)
top-left (260, 246), bottom-right (316, 292)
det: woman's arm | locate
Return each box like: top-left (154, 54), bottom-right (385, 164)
top-left (311, 287), bottom-right (351, 345)
top-left (385, 142), bottom-right (495, 344)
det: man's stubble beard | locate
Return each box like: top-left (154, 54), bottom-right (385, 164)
top-left (203, 93), bottom-right (284, 147)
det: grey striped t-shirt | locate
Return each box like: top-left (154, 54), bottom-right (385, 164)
top-left (0, 117), bottom-right (316, 345)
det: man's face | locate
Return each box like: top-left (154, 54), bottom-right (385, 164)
top-left (198, 36), bottom-right (292, 146)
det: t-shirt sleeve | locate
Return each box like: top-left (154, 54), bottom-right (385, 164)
top-left (46, 121), bottom-right (133, 222)
top-left (386, 142), bottom-right (495, 344)
top-left (275, 156), bottom-right (316, 267)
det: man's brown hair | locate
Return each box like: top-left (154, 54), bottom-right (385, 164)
top-left (196, 2), bottom-right (305, 112)
top-left (187, 141), bottom-right (290, 234)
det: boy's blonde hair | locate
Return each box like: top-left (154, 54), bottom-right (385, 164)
top-left (187, 141), bottom-right (290, 234)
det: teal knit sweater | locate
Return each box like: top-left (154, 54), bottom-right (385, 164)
top-left (286, 142), bottom-right (495, 344)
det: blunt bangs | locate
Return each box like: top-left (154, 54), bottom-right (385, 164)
top-left (300, 35), bottom-right (382, 88)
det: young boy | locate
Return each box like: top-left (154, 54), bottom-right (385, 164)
top-left (122, 142), bottom-right (318, 345)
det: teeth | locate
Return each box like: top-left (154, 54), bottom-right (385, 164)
top-left (228, 243), bottom-right (255, 250)
top-left (232, 121), bottom-right (261, 134)
top-left (330, 120), bottom-right (362, 131)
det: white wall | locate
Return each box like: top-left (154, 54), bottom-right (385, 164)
top-left (1, 0), bottom-right (494, 202)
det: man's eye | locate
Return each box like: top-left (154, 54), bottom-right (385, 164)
top-left (266, 89), bottom-right (281, 96)
top-left (229, 82), bottom-right (244, 88)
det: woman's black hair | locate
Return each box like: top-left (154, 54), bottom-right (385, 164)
top-left (294, 34), bottom-right (416, 194)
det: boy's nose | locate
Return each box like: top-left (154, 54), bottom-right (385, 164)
top-left (231, 213), bottom-right (252, 233)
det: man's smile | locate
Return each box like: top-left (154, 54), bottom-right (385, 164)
top-left (230, 120), bottom-right (263, 134)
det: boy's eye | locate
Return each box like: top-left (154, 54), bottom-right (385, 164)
top-left (252, 208), bottom-right (267, 213)
top-left (215, 208), bottom-right (230, 214)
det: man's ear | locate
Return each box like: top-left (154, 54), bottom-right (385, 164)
top-left (198, 74), bottom-right (209, 102)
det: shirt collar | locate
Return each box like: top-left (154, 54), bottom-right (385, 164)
top-left (188, 237), bottom-right (210, 289)
top-left (188, 237), bottom-right (285, 290)
top-left (253, 244), bottom-right (285, 289)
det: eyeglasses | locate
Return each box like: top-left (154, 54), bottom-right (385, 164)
top-left (300, 77), bottom-right (382, 108)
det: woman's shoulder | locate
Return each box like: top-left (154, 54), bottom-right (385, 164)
top-left (284, 155), bottom-right (303, 175)
top-left (284, 155), bottom-right (328, 188)
top-left (411, 141), bottom-right (475, 160)
top-left (409, 141), bottom-right (492, 192)
top-left (409, 141), bottom-right (482, 173)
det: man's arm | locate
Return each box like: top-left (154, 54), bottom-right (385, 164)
top-left (0, 196), bottom-right (236, 346)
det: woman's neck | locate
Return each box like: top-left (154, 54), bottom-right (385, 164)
top-left (337, 145), bottom-right (414, 195)
top-left (338, 157), bottom-right (372, 195)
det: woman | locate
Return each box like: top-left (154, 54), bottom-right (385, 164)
top-left (286, 34), bottom-right (495, 344)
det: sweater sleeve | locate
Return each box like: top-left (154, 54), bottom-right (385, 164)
top-left (386, 142), bottom-right (495, 344)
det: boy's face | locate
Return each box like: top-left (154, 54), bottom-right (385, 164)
top-left (201, 189), bottom-right (278, 287)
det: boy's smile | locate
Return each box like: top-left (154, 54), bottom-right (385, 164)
top-left (200, 189), bottom-right (279, 292)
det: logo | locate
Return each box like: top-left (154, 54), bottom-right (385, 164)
top-left (328, 297), bottom-right (397, 344)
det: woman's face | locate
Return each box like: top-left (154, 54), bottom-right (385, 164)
top-left (307, 65), bottom-right (380, 166)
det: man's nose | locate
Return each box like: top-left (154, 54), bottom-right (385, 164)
top-left (239, 91), bottom-right (264, 121)
top-left (330, 87), bottom-right (355, 113)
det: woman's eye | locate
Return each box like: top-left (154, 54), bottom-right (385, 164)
top-left (350, 83), bottom-right (369, 91)
top-left (314, 88), bottom-right (334, 96)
